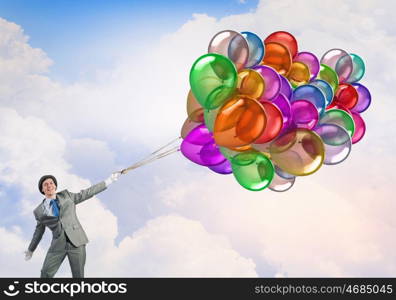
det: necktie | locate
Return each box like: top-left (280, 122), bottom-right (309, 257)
top-left (50, 199), bottom-right (59, 217)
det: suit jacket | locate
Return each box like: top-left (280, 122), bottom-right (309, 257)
top-left (28, 181), bottom-right (107, 252)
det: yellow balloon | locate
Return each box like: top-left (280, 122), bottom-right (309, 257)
top-left (269, 129), bottom-right (324, 176)
top-left (237, 69), bottom-right (265, 99)
top-left (287, 61), bottom-right (310, 88)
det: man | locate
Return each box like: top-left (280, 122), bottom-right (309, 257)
top-left (24, 172), bottom-right (121, 278)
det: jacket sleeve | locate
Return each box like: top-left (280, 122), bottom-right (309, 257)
top-left (28, 212), bottom-right (45, 252)
top-left (68, 181), bottom-right (107, 205)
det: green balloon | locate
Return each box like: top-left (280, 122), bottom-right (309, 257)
top-left (231, 151), bottom-right (274, 191)
top-left (317, 64), bottom-right (339, 92)
top-left (203, 108), bottom-right (219, 132)
top-left (319, 109), bottom-right (355, 138)
top-left (346, 53), bottom-right (365, 83)
top-left (189, 53), bottom-right (237, 110)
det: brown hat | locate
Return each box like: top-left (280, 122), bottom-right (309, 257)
top-left (38, 175), bottom-right (57, 195)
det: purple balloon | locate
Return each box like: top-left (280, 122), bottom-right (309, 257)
top-left (208, 159), bottom-right (233, 174)
top-left (181, 124), bottom-right (226, 167)
top-left (183, 124), bottom-right (213, 145)
top-left (291, 100), bottom-right (319, 130)
top-left (271, 93), bottom-right (292, 131)
top-left (252, 65), bottom-right (281, 100)
top-left (279, 75), bottom-right (293, 99)
top-left (294, 51), bottom-right (320, 80)
top-left (200, 142), bottom-right (227, 166)
top-left (181, 140), bottom-right (206, 166)
top-left (314, 123), bottom-right (351, 165)
top-left (351, 83), bottom-right (371, 113)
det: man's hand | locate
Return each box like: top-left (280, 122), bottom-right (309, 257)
top-left (24, 250), bottom-right (33, 261)
top-left (105, 172), bottom-right (121, 187)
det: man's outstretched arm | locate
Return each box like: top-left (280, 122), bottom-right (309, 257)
top-left (69, 172), bottom-right (121, 205)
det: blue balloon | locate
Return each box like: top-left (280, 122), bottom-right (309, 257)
top-left (241, 31), bottom-right (265, 68)
top-left (291, 85), bottom-right (326, 115)
top-left (309, 79), bottom-right (334, 107)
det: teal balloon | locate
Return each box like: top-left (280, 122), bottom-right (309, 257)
top-left (189, 53), bottom-right (237, 110)
top-left (231, 151), bottom-right (274, 191)
top-left (346, 53), bottom-right (365, 83)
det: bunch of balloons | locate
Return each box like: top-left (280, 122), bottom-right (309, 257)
top-left (180, 30), bottom-right (371, 192)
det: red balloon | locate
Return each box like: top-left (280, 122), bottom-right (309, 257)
top-left (254, 101), bottom-right (283, 144)
top-left (264, 31), bottom-right (298, 58)
top-left (326, 102), bottom-right (350, 113)
top-left (333, 83), bottom-right (358, 109)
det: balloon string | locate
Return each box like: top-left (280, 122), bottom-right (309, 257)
top-left (120, 146), bottom-right (180, 174)
top-left (119, 137), bottom-right (181, 174)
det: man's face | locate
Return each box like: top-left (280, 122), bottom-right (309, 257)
top-left (42, 178), bottom-right (56, 196)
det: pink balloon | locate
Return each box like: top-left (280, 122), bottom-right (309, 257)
top-left (208, 30), bottom-right (249, 70)
top-left (291, 100), bottom-right (319, 130)
top-left (252, 65), bottom-right (281, 100)
top-left (351, 111), bottom-right (366, 144)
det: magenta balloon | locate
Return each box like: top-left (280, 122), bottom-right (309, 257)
top-left (208, 159), bottom-right (233, 174)
top-left (279, 75), bottom-right (293, 99)
top-left (291, 99), bottom-right (319, 129)
top-left (271, 93), bottom-right (292, 131)
top-left (351, 111), bottom-right (366, 144)
top-left (351, 83), bottom-right (371, 113)
top-left (183, 124), bottom-right (213, 145)
top-left (181, 124), bottom-right (216, 166)
top-left (294, 51), bottom-right (320, 80)
top-left (320, 48), bottom-right (353, 83)
top-left (252, 65), bottom-right (281, 100)
top-left (200, 142), bottom-right (227, 166)
top-left (181, 140), bottom-right (206, 166)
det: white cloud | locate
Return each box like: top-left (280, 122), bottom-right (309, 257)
top-left (0, 226), bottom-right (44, 277)
top-left (156, 163), bottom-right (396, 277)
top-left (102, 214), bottom-right (257, 277)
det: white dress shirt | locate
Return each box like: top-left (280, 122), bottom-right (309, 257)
top-left (43, 198), bottom-right (57, 216)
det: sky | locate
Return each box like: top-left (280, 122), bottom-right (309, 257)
top-left (0, 0), bottom-right (395, 278)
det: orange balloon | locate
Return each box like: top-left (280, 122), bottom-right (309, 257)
top-left (214, 96), bottom-right (266, 148)
top-left (261, 42), bottom-right (292, 75)
top-left (287, 61), bottom-right (310, 87)
top-left (187, 90), bottom-right (204, 122)
top-left (254, 101), bottom-right (283, 143)
top-left (264, 31), bottom-right (298, 58)
top-left (229, 144), bottom-right (253, 152)
top-left (237, 69), bottom-right (265, 99)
